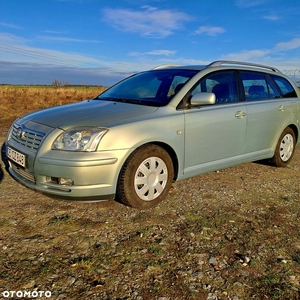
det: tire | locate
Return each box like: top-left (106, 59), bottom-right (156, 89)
top-left (117, 144), bottom-right (174, 209)
top-left (270, 127), bottom-right (296, 167)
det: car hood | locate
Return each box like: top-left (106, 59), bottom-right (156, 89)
top-left (19, 100), bottom-right (159, 129)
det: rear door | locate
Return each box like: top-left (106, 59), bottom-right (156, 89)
top-left (240, 71), bottom-right (291, 155)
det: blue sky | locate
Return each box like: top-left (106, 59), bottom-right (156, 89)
top-left (0, 0), bottom-right (300, 85)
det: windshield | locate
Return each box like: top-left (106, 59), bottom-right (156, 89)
top-left (95, 69), bottom-right (198, 106)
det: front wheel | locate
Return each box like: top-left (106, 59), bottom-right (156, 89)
top-left (117, 144), bottom-right (174, 209)
top-left (270, 127), bottom-right (296, 167)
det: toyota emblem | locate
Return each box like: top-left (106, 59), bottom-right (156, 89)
top-left (17, 128), bottom-right (24, 140)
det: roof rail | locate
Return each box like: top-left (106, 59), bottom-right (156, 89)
top-left (152, 64), bottom-right (182, 70)
top-left (207, 60), bottom-right (282, 73)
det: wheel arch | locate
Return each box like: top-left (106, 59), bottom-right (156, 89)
top-left (272, 124), bottom-right (299, 152)
top-left (270, 125), bottom-right (297, 167)
top-left (122, 141), bottom-right (179, 182)
top-left (150, 141), bottom-right (179, 181)
top-left (116, 141), bottom-right (179, 209)
top-left (288, 124), bottom-right (299, 143)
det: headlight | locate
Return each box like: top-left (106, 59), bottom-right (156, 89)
top-left (6, 124), bottom-right (14, 142)
top-left (52, 127), bottom-right (108, 152)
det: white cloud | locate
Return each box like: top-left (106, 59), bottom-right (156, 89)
top-left (266, 59), bottom-right (300, 72)
top-left (102, 6), bottom-right (190, 38)
top-left (128, 49), bottom-right (176, 57)
top-left (195, 26), bottom-right (226, 36)
top-left (145, 50), bottom-right (176, 56)
top-left (263, 14), bottom-right (280, 21)
top-left (221, 49), bottom-right (270, 61)
top-left (0, 33), bottom-right (27, 45)
top-left (128, 52), bottom-right (142, 57)
top-left (0, 34), bottom-right (103, 68)
top-left (36, 36), bottom-right (102, 43)
top-left (235, 0), bottom-right (269, 8)
top-left (0, 22), bottom-right (21, 29)
top-left (273, 38), bottom-right (300, 52)
top-left (44, 30), bottom-right (69, 34)
top-left (221, 38), bottom-right (300, 64)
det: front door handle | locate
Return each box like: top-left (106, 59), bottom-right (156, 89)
top-left (235, 111), bottom-right (247, 118)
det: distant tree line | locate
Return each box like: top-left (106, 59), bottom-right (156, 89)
top-left (48, 79), bottom-right (105, 88)
top-left (51, 79), bottom-right (70, 87)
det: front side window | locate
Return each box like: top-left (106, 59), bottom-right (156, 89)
top-left (96, 69), bottom-right (198, 106)
top-left (271, 75), bottom-right (297, 98)
top-left (191, 71), bottom-right (238, 104)
top-left (240, 72), bottom-right (280, 101)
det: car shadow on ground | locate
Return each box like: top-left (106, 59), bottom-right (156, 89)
top-left (0, 164), bottom-right (3, 183)
top-left (1, 142), bottom-right (9, 183)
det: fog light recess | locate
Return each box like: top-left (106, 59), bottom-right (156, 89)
top-left (46, 176), bottom-right (74, 186)
top-left (59, 178), bottom-right (74, 186)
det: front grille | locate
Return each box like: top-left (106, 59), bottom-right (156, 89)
top-left (11, 125), bottom-right (44, 151)
top-left (11, 163), bottom-right (36, 183)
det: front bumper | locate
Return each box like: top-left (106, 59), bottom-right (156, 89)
top-left (3, 122), bottom-right (131, 201)
top-left (7, 156), bottom-right (118, 201)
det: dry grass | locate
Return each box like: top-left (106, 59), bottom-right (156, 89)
top-left (0, 86), bottom-right (106, 132)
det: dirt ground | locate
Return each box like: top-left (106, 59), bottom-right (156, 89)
top-left (0, 133), bottom-right (300, 299)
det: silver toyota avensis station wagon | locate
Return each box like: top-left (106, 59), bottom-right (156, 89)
top-left (3, 61), bottom-right (300, 209)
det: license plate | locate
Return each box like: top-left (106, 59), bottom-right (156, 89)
top-left (7, 147), bottom-right (26, 167)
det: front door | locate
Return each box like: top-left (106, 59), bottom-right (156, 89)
top-left (183, 71), bottom-right (247, 176)
top-left (184, 102), bottom-right (247, 175)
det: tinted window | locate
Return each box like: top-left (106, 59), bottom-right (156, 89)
top-left (167, 75), bottom-right (192, 97)
top-left (271, 75), bottom-right (297, 98)
top-left (96, 69), bottom-right (198, 106)
top-left (240, 72), bottom-right (280, 101)
top-left (191, 71), bottom-right (238, 104)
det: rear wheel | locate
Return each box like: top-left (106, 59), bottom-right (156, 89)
top-left (270, 127), bottom-right (296, 167)
top-left (117, 144), bottom-right (174, 209)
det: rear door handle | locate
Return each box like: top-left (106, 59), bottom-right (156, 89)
top-left (235, 111), bottom-right (247, 118)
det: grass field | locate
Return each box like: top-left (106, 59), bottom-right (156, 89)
top-left (0, 85), bottom-right (106, 133)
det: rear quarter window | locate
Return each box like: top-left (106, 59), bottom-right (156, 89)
top-left (271, 75), bottom-right (297, 98)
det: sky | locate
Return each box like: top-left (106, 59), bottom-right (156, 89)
top-left (0, 0), bottom-right (300, 86)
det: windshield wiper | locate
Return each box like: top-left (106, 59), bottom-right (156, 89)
top-left (96, 97), bottom-right (142, 104)
top-left (117, 98), bottom-right (142, 104)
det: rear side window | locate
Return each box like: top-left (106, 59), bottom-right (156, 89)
top-left (270, 75), bottom-right (297, 98)
top-left (240, 71), bottom-right (280, 101)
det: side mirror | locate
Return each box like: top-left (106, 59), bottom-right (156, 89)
top-left (190, 92), bottom-right (215, 106)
